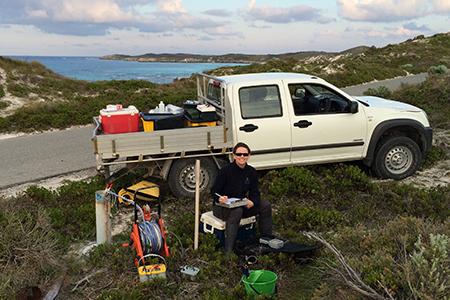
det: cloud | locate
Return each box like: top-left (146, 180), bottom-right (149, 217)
top-left (156, 0), bottom-right (186, 14)
top-left (345, 24), bottom-right (430, 40)
top-left (245, 1), bottom-right (333, 24)
top-left (202, 9), bottom-right (232, 17)
top-left (403, 22), bottom-right (430, 32)
top-left (203, 26), bottom-right (245, 39)
top-left (337, 0), bottom-right (429, 22)
top-left (432, 0), bottom-right (450, 13)
top-left (0, 0), bottom-right (224, 36)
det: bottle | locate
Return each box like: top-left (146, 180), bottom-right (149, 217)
top-left (158, 101), bottom-right (165, 112)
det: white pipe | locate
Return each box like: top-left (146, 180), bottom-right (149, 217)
top-left (194, 160), bottom-right (200, 250)
top-left (95, 190), bottom-right (111, 244)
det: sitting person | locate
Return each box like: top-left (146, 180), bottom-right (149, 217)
top-left (211, 142), bottom-right (273, 253)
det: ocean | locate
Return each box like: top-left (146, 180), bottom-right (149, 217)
top-left (10, 56), bottom-right (245, 84)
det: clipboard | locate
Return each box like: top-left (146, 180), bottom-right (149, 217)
top-left (216, 197), bottom-right (248, 208)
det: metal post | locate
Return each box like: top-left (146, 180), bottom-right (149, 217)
top-left (95, 190), bottom-right (111, 244)
top-left (194, 160), bottom-right (200, 250)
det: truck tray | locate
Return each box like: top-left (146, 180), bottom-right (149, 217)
top-left (93, 123), bottom-right (230, 160)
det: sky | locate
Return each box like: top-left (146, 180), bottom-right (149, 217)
top-left (0, 0), bottom-right (449, 56)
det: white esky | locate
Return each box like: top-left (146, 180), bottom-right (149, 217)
top-left (0, 0), bottom-right (449, 56)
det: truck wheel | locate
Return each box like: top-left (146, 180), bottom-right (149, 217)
top-left (168, 158), bottom-right (218, 199)
top-left (372, 136), bottom-right (422, 179)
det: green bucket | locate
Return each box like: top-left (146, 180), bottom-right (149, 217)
top-left (241, 270), bottom-right (278, 296)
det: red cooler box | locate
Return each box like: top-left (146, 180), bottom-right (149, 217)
top-left (99, 105), bottom-right (140, 134)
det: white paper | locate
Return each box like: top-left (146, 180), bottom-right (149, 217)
top-left (225, 197), bottom-right (242, 205)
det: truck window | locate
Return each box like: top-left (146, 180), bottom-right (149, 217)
top-left (288, 83), bottom-right (350, 115)
top-left (239, 85), bottom-right (282, 119)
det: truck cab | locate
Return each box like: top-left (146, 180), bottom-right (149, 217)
top-left (218, 73), bottom-right (366, 169)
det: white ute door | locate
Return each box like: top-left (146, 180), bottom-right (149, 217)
top-left (285, 81), bottom-right (366, 164)
top-left (233, 82), bottom-right (291, 168)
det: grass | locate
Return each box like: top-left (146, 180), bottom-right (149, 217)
top-left (1, 164), bottom-right (449, 299)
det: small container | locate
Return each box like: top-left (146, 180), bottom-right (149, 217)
top-left (184, 105), bottom-right (219, 127)
top-left (140, 113), bottom-right (185, 132)
top-left (150, 102), bottom-right (183, 114)
top-left (99, 105), bottom-right (139, 134)
top-left (183, 100), bottom-right (200, 109)
top-left (185, 120), bottom-right (217, 127)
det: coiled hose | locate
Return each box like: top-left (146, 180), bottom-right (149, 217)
top-left (139, 220), bottom-right (163, 255)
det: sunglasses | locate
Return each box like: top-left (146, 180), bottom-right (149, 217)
top-left (234, 152), bottom-right (249, 157)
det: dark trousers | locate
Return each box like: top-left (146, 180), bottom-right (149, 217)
top-left (213, 200), bottom-right (272, 252)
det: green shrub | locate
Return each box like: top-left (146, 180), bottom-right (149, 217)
top-left (0, 205), bottom-right (62, 298)
top-left (0, 85), bottom-right (5, 98)
top-left (323, 164), bottom-right (374, 195)
top-left (319, 216), bottom-right (450, 299)
top-left (384, 184), bottom-right (450, 221)
top-left (363, 85), bottom-right (392, 98)
top-left (7, 82), bottom-right (30, 97)
top-left (406, 233), bottom-right (450, 299)
top-left (277, 206), bottom-right (346, 231)
top-left (23, 177), bottom-right (104, 247)
top-left (428, 64), bottom-right (448, 74)
top-left (267, 167), bottom-right (323, 198)
top-left (422, 145), bottom-right (447, 168)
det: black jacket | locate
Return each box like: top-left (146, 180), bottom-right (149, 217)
top-left (211, 161), bottom-right (260, 207)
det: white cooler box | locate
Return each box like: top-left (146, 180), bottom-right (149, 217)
top-left (200, 211), bottom-right (256, 246)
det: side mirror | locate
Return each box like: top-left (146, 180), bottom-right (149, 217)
top-left (349, 101), bottom-right (358, 114)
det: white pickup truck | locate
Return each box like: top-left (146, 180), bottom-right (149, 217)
top-left (92, 72), bottom-right (432, 198)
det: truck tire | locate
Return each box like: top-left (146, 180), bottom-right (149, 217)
top-left (372, 136), bottom-right (422, 179)
top-left (168, 158), bottom-right (218, 199)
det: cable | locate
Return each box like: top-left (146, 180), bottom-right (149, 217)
top-left (104, 189), bottom-right (144, 221)
top-left (167, 231), bottom-right (185, 258)
top-left (139, 221), bottom-right (163, 255)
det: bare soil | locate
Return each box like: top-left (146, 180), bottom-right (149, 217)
top-left (0, 67), bottom-right (47, 117)
top-left (403, 129), bottom-right (450, 188)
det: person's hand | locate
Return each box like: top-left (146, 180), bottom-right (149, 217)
top-left (218, 195), bottom-right (228, 204)
top-left (246, 199), bottom-right (254, 209)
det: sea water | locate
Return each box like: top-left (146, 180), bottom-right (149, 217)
top-left (10, 56), bottom-right (245, 83)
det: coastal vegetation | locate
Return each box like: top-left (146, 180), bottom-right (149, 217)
top-left (100, 50), bottom-right (345, 64)
top-left (212, 32), bottom-right (450, 87)
top-left (1, 164), bottom-right (448, 299)
top-left (1, 32), bottom-right (450, 299)
top-left (1, 32), bottom-right (450, 133)
top-left (0, 56), bottom-right (196, 132)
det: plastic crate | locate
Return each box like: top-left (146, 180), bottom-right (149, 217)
top-left (140, 113), bottom-right (185, 132)
top-left (200, 211), bottom-right (256, 246)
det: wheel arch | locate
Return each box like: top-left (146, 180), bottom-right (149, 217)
top-left (363, 119), bottom-right (430, 167)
